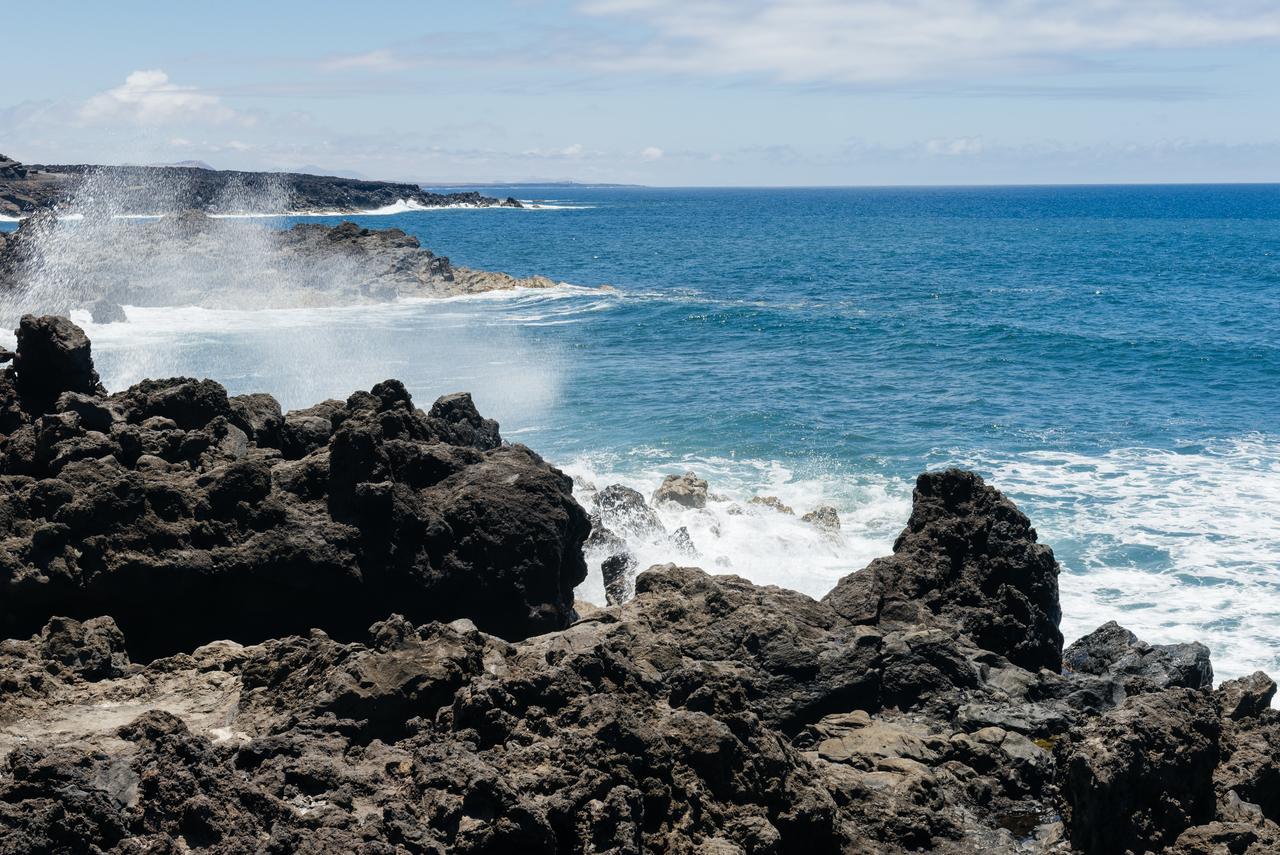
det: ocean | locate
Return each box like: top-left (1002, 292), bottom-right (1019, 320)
top-left (3, 184), bottom-right (1278, 681)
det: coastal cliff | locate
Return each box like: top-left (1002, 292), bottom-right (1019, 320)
top-left (0, 317), bottom-right (1277, 854)
top-left (0, 153), bottom-right (522, 219)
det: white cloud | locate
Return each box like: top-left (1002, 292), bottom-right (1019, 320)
top-left (579, 0), bottom-right (1280, 83)
top-left (80, 70), bottom-right (238, 125)
top-left (925, 137), bottom-right (984, 156)
top-left (640, 146), bottom-right (664, 161)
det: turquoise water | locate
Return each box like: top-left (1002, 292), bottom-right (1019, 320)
top-left (3, 185), bottom-right (1279, 678)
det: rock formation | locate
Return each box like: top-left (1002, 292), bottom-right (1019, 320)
top-left (0, 315), bottom-right (588, 658)
top-left (0, 212), bottom-right (567, 314)
top-left (0, 154), bottom-right (522, 218)
top-left (1, 317), bottom-right (1277, 854)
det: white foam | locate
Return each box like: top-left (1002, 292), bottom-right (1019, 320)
top-left (951, 436), bottom-right (1280, 682)
top-left (564, 452), bottom-right (911, 606)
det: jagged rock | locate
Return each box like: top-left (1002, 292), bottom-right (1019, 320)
top-left (1063, 620), bottom-right (1213, 702)
top-left (823, 468), bottom-right (1062, 672)
top-left (749, 495), bottom-right (794, 514)
top-left (0, 325), bottom-right (1276, 853)
top-left (11, 314), bottom-right (104, 413)
top-left (592, 483), bottom-right (666, 540)
top-left (1214, 708), bottom-right (1280, 825)
top-left (1216, 671), bottom-right (1277, 720)
top-left (38, 616), bottom-right (130, 681)
top-left (653, 471), bottom-right (708, 509)
top-left (1, 211), bottom-right (570, 311)
top-left (1167, 821), bottom-right (1280, 855)
top-left (671, 525), bottom-right (698, 556)
top-left (1059, 687), bottom-right (1221, 855)
top-left (801, 504), bottom-right (841, 533)
top-left (0, 316), bottom-right (589, 658)
top-left (227, 392), bottom-right (282, 445)
top-left (600, 551), bottom-right (637, 605)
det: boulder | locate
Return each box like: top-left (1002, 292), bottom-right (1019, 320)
top-left (652, 471), bottom-right (708, 509)
top-left (88, 298), bottom-right (127, 324)
top-left (1064, 620), bottom-right (1214, 700)
top-left (600, 551), bottom-right (637, 605)
top-left (1216, 672), bottom-right (1277, 720)
top-left (592, 484), bottom-right (666, 540)
top-left (1059, 687), bottom-right (1221, 854)
top-left (11, 314), bottom-right (104, 414)
top-left (823, 469), bottom-right (1062, 672)
top-left (801, 505), bottom-right (841, 533)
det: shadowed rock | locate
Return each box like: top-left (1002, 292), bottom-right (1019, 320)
top-left (0, 320), bottom-right (1276, 854)
top-left (823, 468), bottom-right (1062, 672)
top-left (0, 316), bottom-right (588, 658)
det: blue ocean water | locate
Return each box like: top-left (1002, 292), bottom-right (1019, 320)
top-left (4, 185), bottom-right (1279, 678)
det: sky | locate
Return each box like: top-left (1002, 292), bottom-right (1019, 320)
top-left (2, 0), bottom-right (1279, 186)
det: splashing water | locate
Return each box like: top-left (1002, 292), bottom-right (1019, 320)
top-left (0, 169), bottom-right (412, 319)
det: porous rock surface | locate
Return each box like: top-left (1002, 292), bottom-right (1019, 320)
top-left (0, 315), bottom-right (589, 658)
top-left (1, 318), bottom-right (1277, 854)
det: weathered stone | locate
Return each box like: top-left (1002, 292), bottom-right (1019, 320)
top-left (653, 471), bottom-right (708, 509)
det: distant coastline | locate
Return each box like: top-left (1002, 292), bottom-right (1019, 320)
top-left (0, 153), bottom-right (523, 219)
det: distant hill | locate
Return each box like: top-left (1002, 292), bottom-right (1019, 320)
top-left (0, 154), bottom-right (521, 217)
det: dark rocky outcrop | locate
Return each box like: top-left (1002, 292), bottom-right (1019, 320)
top-left (0, 154), bottom-right (522, 217)
top-left (0, 211), bottom-right (567, 313)
top-left (824, 469), bottom-right (1062, 672)
top-left (1059, 688), bottom-right (1222, 854)
top-left (0, 319), bottom-right (1276, 854)
top-left (0, 316), bottom-right (588, 658)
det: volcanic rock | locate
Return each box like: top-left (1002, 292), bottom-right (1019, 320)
top-left (1059, 687), bottom-right (1222, 854)
top-left (802, 504), bottom-right (841, 533)
top-left (653, 471), bottom-right (708, 509)
top-left (823, 468), bottom-right (1062, 672)
top-left (0, 316), bottom-right (588, 658)
top-left (0, 321), bottom-right (1277, 854)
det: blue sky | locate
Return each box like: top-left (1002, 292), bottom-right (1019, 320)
top-left (2, 0), bottom-right (1278, 185)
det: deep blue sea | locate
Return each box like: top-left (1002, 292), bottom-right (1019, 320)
top-left (3, 185), bottom-right (1278, 679)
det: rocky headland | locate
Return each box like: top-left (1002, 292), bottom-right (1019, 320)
top-left (0, 154), bottom-right (521, 219)
top-left (0, 316), bottom-right (1277, 854)
top-left (0, 211), bottom-right (567, 318)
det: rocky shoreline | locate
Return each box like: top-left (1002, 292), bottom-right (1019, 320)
top-left (0, 316), bottom-right (1277, 854)
top-left (0, 154), bottom-right (521, 219)
top-left (0, 211), bottom-right (569, 318)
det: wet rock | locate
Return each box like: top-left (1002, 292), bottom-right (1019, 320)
top-left (749, 495), bottom-right (794, 514)
top-left (671, 525), bottom-right (698, 556)
top-left (801, 504), bottom-right (841, 533)
top-left (600, 551), bottom-right (637, 605)
top-left (652, 471), bottom-right (708, 509)
top-left (1064, 620), bottom-right (1213, 700)
top-left (1059, 687), bottom-right (1221, 855)
top-left (89, 298), bottom-right (127, 324)
top-left (823, 468), bottom-right (1062, 672)
top-left (592, 483), bottom-right (666, 540)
